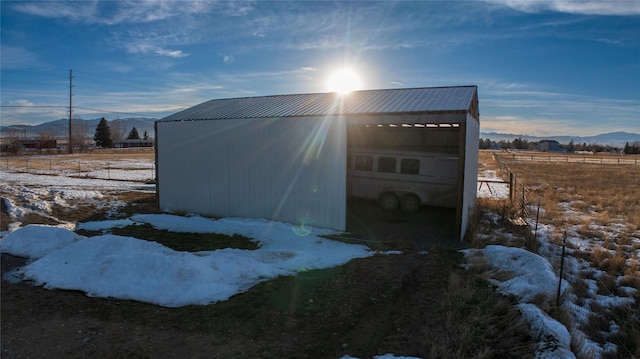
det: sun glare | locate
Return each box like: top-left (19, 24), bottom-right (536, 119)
top-left (327, 69), bottom-right (362, 95)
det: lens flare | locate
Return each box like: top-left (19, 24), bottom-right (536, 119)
top-left (327, 69), bottom-right (362, 94)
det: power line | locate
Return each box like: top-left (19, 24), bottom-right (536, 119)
top-left (1, 104), bottom-right (159, 118)
top-left (0, 105), bottom-right (66, 108)
top-left (74, 107), bottom-right (160, 118)
top-left (69, 69), bottom-right (73, 154)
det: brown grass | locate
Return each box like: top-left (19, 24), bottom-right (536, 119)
top-left (433, 270), bottom-right (534, 359)
top-left (1, 148), bottom-right (154, 173)
top-left (501, 160), bottom-right (640, 232)
top-left (2, 149), bottom-right (538, 358)
top-left (482, 151), bottom-right (640, 357)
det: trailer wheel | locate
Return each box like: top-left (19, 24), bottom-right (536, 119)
top-left (379, 192), bottom-right (399, 211)
top-left (400, 194), bottom-right (420, 214)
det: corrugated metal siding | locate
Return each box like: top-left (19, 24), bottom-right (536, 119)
top-left (160, 86), bottom-right (477, 122)
top-left (156, 120), bottom-right (234, 215)
top-left (157, 85), bottom-right (479, 235)
top-left (460, 114), bottom-right (480, 240)
top-left (157, 116), bottom-right (347, 230)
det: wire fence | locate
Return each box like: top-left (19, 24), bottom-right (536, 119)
top-left (506, 152), bottom-right (640, 165)
top-left (1, 155), bottom-right (155, 183)
top-left (493, 154), bottom-right (532, 222)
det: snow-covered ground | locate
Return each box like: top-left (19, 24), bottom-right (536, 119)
top-left (528, 218), bottom-right (639, 358)
top-left (477, 169), bottom-right (510, 199)
top-left (1, 157), bottom-right (637, 358)
top-left (475, 157), bottom-right (640, 359)
top-left (2, 216), bottom-right (374, 307)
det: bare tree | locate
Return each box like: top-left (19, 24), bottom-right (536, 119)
top-left (71, 119), bottom-right (90, 152)
top-left (37, 131), bottom-right (56, 154)
top-left (1, 127), bottom-right (23, 154)
top-left (110, 119), bottom-right (127, 144)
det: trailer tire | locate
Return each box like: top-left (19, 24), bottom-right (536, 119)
top-left (400, 194), bottom-right (420, 214)
top-left (379, 192), bottom-right (399, 211)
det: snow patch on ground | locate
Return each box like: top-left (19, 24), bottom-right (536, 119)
top-left (518, 303), bottom-right (575, 359)
top-left (1, 215), bottom-right (373, 308)
top-left (464, 245), bottom-right (561, 303)
top-left (462, 245), bottom-right (575, 358)
top-left (1, 224), bottom-right (84, 259)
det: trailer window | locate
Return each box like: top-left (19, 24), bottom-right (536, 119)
top-left (401, 159), bottom-right (420, 175)
top-left (378, 157), bottom-right (396, 173)
top-left (355, 156), bottom-right (373, 171)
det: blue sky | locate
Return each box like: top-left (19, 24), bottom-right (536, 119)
top-left (1, 0), bottom-right (639, 136)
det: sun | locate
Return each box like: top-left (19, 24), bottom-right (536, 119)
top-left (327, 68), bottom-right (362, 95)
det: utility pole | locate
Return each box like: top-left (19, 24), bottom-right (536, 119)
top-left (69, 69), bottom-right (73, 154)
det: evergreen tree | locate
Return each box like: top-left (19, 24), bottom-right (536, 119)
top-left (94, 118), bottom-right (113, 148)
top-left (127, 127), bottom-right (141, 140)
top-left (623, 142), bottom-right (638, 155)
top-left (479, 138), bottom-right (491, 149)
top-left (143, 130), bottom-right (150, 141)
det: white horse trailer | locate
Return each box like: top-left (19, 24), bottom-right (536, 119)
top-left (347, 149), bottom-right (459, 213)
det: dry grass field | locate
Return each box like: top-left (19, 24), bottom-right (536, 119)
top-left (1, 149), bottom-right (536, 359)
top-left (2, 148), bottom-right (638, 358)
top-left (1, 148), bottom-right (155, 176)
top-left (480, 150), bottom-right (640, 358)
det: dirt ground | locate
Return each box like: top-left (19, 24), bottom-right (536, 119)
top-left (1, 192), bottom-right (532, 358)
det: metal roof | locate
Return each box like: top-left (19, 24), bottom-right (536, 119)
top-left (159, 85), bottom-right (478, 122)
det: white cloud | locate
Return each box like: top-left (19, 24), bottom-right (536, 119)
top-left (155, 48), bottom-right (189, 58)
top-left (485, 0), bottom-right (640, 15)
top-left (0, 45), bottom-right (48, 70)
top-left (11, 1), bottom-right (226, 25)
top-left (126, 43), bottom-right (189, 58)
top-left (222, 55), bottom-right (235, 64)
top-left (475, 79), bottom-right (640, 136)
top-left (9, 99), bottom-right (35, 107)
top-left (10, 1), bottom-right (98, 22)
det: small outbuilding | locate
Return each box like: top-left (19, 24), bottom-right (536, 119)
top-left (114, 139), bottom-right (154, 148)
top-left (155, 86), bottom-right (479, 240)
top-left (536, 139), bottom-right (561, 152)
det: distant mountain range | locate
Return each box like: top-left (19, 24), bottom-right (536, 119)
top-left (480, 131), bottom-right (640, 148)
top-left (1, 118), bottom-right (638, 148)
top-left (0, 118), bottom-right (157, 140)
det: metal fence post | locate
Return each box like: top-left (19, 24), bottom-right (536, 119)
top-left (534, 198), bottom-right (541, 239)
top-left (556, 231), bottom-right (567, 307)
top-left (521, 183), bottom-right (526, 218)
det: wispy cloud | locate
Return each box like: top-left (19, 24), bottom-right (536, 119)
top-left (480, 87), bottom-right (640, 136)
top-left (99, 61), bottom-right (134, 73)
top-left (10, 1), bottom-right (98, 22)
top-left (0, 45), bottom-right (49, 70)
top-left (10, 1), bottom-right (224, 25)
top-left (481, 114), bottom-right (639, 137)
top-left (8, 99), bottom-right (35, 107)
top-left (480, 115), bottom-right (586, 136)
top-left (125, 42), bottom-right (189, 58)
top-left (484, 0), bottom-right (640, 15)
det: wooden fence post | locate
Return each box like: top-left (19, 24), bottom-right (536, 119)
top-left (509, 172), bottom-right (515, 201)
top-left (521, 183), bottom-right (526, 218)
